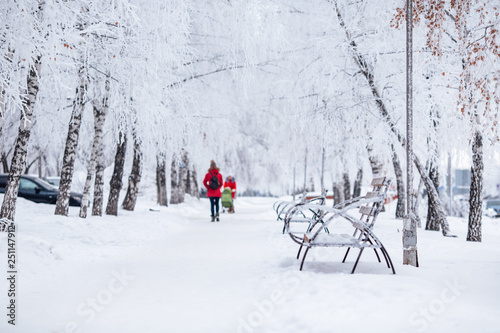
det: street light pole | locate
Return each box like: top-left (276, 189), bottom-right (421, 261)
top-left (403, 0), bottom-right (419, 266)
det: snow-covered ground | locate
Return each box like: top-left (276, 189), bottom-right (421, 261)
top-left (0, 193), bottom-right (499, 333)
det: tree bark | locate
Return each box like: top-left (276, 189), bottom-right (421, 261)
top-left (79, 140), bottom-right (97, 218)
top-left (170, 153), bottom-right (186, 204)
top-left (392, 147), bottom-right (406, 219)
top-left (122, 138), bottom-right (142, 211)
top-left (352, 168), bottom-right (363, 198)
top-left (170, 154), bottom-right (180, 204)
top-left (342, 173), bottom-right (351, 201)
top-left (1, 152), bottom-right (9, 173)
top-left (467, 131), bottom-right (483, 242)
top-left (0, 87), bottom-right (4, 139)
top-left (92, 160), bottom-right (104, 216)
top-left (54, 63), bottom-right (87, 216)
top-left (414, 177), bottom-right (424, 228)
top-left (333, 1), bottom-right (451, 236)
top-left (425, 162), bottom-right (441, 230)
top-left (105, 132), bottom-right (127, 215)
top-left (156, 154), bottom-right (168, 206)
top-left (182, 151), bottom-right (199, 199)
top-left (181, 150), bottom-right (190, 198)
top-left (332, 181), bottom-right (344, 206)
top-left (37, 153), bottom-right (42, 178)
top-left (0, 55), bottom-right (42, 222)
top-left (189, 166), bottom-right (200, 199)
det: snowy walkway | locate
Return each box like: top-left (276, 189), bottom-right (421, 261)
top-left (1, 195), bottom-right (500, 333)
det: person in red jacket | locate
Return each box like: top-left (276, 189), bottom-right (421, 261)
top-left (223, 175), bottom-right (237, 213)
top-left (224, 176), bottom-right (236, 198)
top-left (203, 160), bottom-right (223, 222)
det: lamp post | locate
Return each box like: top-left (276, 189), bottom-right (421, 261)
top-left (403, 0), bottom-right (419, 266)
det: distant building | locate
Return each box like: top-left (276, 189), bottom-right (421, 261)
top-left (454, 169), bottom-right (471, 196)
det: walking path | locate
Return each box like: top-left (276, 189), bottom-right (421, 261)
top-left (1, 196), bottom-right (499, 333)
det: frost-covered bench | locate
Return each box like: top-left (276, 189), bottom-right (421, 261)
top-left (288, 177), bottom-right (395, 274)
top-left (274, 190), bottom-right (329, 236)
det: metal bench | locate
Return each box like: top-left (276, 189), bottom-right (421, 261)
top-left (274, 190), bottom-right (328, 235)
top-left (292, 177), bottom-right (395, 274)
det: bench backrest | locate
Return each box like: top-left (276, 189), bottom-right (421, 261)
top-left (358, 176), bottom-right (390, 228)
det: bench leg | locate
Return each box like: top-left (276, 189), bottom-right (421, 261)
top-left (351, 248), bottom-right (365, 274)
top-left (378, 245), bottom-right (391, 268)
top-left (342, 247), bottom-right (351, 263)
top-left (299, 247), bottom-right (311, 271)
top-left (365, 237), bottom-right (382, 263)
top-left (297, 243), bottom-right (304, 259)
top-left (342, 229), bottom-right (360, 263)
top-left (380, 246), bottom-right (396, 274)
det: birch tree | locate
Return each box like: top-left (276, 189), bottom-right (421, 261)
top-left (156, 154), bottom-right (168, 206)
top-left (0, 56), bottom-right (42, 222)
top-left (79, 74), bottom-right (109, 218)
top-left (122, 133), bottom-right (142, 211)
top-left (0, 0), bottom-right (47, 222)
top-left (105, 131), bottom-right (127, 215)
top-left (54, 4), bottom-right (89, 216)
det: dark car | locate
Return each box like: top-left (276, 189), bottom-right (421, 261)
top-left (0, 174), bottom-right (82, 206)
top-left (485, 199), bottom-right (500, 218)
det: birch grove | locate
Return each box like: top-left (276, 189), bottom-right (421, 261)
top-left (0, 0), bottom-right (498, 256)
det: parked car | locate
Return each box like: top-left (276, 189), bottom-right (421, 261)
top-left (485, 199), bottom-right (500, 218)
top-left (0, 174), bottom-right (82, 206)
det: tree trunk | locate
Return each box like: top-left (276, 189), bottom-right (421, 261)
top-left (170, 155), bottom-right (180, 204)
top-left (333, 1), bottom-right (452, 236)
top-left (122, 138), bottom-right (142, 211)
top-left (189, 166), bottom-right (200, 199)
top-left (0, 84), bottom-right (4, 139)
top-left (91, 75), bottom-right (110, 216)
top-left (0, 46), bottom-right (14, 140)
top-left (79, 141), bottom-right (97, 218)
top-left (37, 154), bottom-right (42, 178)
top-left (467, 131), bottom-right (483, 242)
top-left (352, 168), bottom-right (363, 198)
top-left (392, 147), bottom-right (406, 219)
top-left (342, 173), bottom-right (351, 201)
top-left (54, 63), bottom-right (87, 216)
top-left (105, 132), bottom-right (127, 215)
top-left (185, 169), bottom-right (192, 197)
top-left (414, 177), bottom-right (424, 228)
top-left (92, 161), bottom-right (104, 216)
top-left (156, 154), bottom-right (168, 206)
top-left (425, 162), bottom-right (441, 230)
top-left (1, 152), bottom-right (9, 173)
top-left (180, 150), bottom-right (189, 199)
top-left (414, 157), bottom-right (452, 236)
top-left (24, 157), bottom-right (38, 174)
top-left (333, 181), bottom-right (344, 206)
top-left (170, 153), bottom-right (186, 204)
top-left (0, 56), bottom-right (42, 222)
top-left (367, 151), bottom-right (384, 177)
